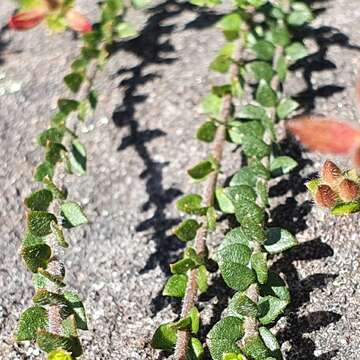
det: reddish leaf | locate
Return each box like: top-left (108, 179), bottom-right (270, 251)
top-left (9, 9), bottom-right (46, 30)
top-left (352, 146), bottom-right (360, 168)
top-left (65, 10), bottom-right (92, 33)
top-left (287, 116), bottom-right (360, 155)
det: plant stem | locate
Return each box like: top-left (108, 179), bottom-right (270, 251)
top-left (174, 42), bottom-right (243, 360)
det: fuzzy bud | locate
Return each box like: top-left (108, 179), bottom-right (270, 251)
top-left (338, 178), bottom-right (360, 202)
top-left (321, 160), bottom-right (343, 187)
top-left (315, 185), bottom-right (337, 208)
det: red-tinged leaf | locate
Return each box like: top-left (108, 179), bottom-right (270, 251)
top-left (287, 117), bottom-right (360, 155)
top-left (65, 10), bottom-right (92, 33)
top-left (9, 9), bottom-right (46, 30)
top-left (353, 147), bottom-right (360, 168)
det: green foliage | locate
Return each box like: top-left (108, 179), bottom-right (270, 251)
top-left (197, 121), bottom-right (217, 142)
top-left (173, 219), bottom-right (201, 242)
top-left (16, 306), bottom-right (48, 341)
top-left (60, 202), bottom-right (88, 228)
top-left (163, 274), bottom-right (188, 297)
top-left (25, 190), bottom-right (53, 211)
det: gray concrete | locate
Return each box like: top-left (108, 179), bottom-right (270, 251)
top-left (0, 0), bottom-right (360, 359)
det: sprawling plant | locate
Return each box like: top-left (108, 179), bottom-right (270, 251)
top-left (12, 0), bottom-right (140, 358)
top-left (288, 82), bottom-right (360, 215)
top-left (151, 0), bottom-right (314, 359)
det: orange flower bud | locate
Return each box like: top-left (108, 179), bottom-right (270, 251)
top-left (315, 185), bottom-right (337, 208)
top-left (338, 178), bottom-right (360, 202)
top-left (321, 160), bottom-right (343, 186)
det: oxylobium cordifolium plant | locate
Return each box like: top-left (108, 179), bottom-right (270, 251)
top-left (288, 80), bottom-right (360, 215)
top-left (11, 0), bottom-right (142, 359)
top-left (151, 0), bottom-right (314, 359)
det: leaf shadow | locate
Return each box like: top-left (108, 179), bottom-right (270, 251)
top-left (272, 238), bottom-right (341, 359)
top-left (109, 0), bottom-right (222, 314)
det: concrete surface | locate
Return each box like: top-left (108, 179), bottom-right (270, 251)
top-left (0, 0), bottom-right (360, 359)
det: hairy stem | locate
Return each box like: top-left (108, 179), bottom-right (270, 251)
top-left (174, 42), bottom-right (243, 360)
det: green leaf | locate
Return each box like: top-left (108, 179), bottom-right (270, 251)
top-left (115, 22), bottom-right (138, 38)
top-left (219, 227), bottom-right (250, 250)
top-left (71, 57), bottom-right (89, 72)
top-left (217, 13), bottom-right (242, 40)
top-left (256, 80), bottom-right (277, 107)
top-left (259, 327), bottom-right (280, 352)
top-left (45, 143), bottom-right (66, 165)
top-left (63, 291), bottom-right (88, 330)
top-left (60, 202), bottom-right (88, 228)
top-left (151, 323), bottom-right (177, 350)
top-left (260, 272), bottom-right (291, 302)
top-left (51, 221), bottom-right (69, 248)
top-left (275, 56), bottom-right (287, 82)
top-left (48, 349), bottom-right (73, 360)
top-left (177, 194), bottom-right (207, 215)
top-left (276, 98), bottom-right (299, 119)
top-left (230, 165), bottom-right (268, 187)
top-left (27, 211), bottom-right (57, 236)
top-left (251, 41), bottom-right (275, 61)
top-left (228, 120), bottom-right (265, 144)
top-left (251, 252), bottom-right (268, 284)
top-left (234, 200), bottom-right (265, 224)
top-left (16, 306), bottom-right (48, 341)
top-left (210, 43), bottom-right (235, 73)
top-left (189, 337), bottom-right (205, 359)
top-left (238, 104), bottom-right (266, 120)
top-left (285, 42), bottom-right (309, 61)
top-left (247, 0), bottom-right (267, 7)
top-left (264, 228), bottom-right (298, 254)
top-left (170, 258), bottom-right (197, 274)
top-left (217, 243), bottom-right (252, 266)
top-left (197, 121), bottom-right (217, 142)
top-left (22, 244), bottom-right (52, 273)
top-left (43, 177), bottom-right (67, 200)
top-left (331, 202), bottom-right (360, 215)
top-left (215, 187), bottom-right (235, 214)
top-left (246, 61), bottom-right (274, 83)
top-left (33, 289), bottom-right (65, 306)
top-left (163, 274), bottom-right (187, 297)
top-left (228, 292), bottom-right (259, 318)
top-left (36, 330), bottom-right (82, 357)
top-left (242, 134), bottom-right (270, 159)
top-left (64, 73), bottom-right (84, 93)
top-left (68, 139), bottom-right (87, 176)
top-left (38, 128), bottom-right (65, 147)
top-left (202, 93), bottom-right (222, 119)
top-left (305, 178), bottom-right (321, 195)
top-left (189, 307), bottom-right (200, 334)
top-left (189, 0), bottom-right (221, 7)
top-left (224, 185), bottom-right (257, 206)
top-left (288, 2), bottom-right (313, 26)
top-left (207, 317), bottom-right (243, 360)
top-left (22, 231), bottom-right (44, 247)
top-left (188, 160), bottom-right (215, 181)
top-left (58, 99), bottom-right (79, 115)
top-left (34, 161), bottom-right (55, 182)
top-left (219, 260), bottom-right (256, 291)
top-left (197, 265), bottom-right (208, 294)
top-left (256, 179), bottom-right (269, 208)
top-left (131, 0), bottom-right (150, 9)
top-left (223, 354), bottom-right (246, 360)
top-left (270, 156), bottom-right (298, 176)
top-left (258, 295), bottom-right (288, 325)
top-left (25, 189), bottom-right (53, 211)
top-left (243, 335), bottom-right (270, 360)
top-left (173, 219), bottom-right (201, 242)
top-left (271, 24), bottom-right (290, 46)
top-left (241, 216), bottom-right (267, 243)
top-left (33, 272), bottom-right (49, 290)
